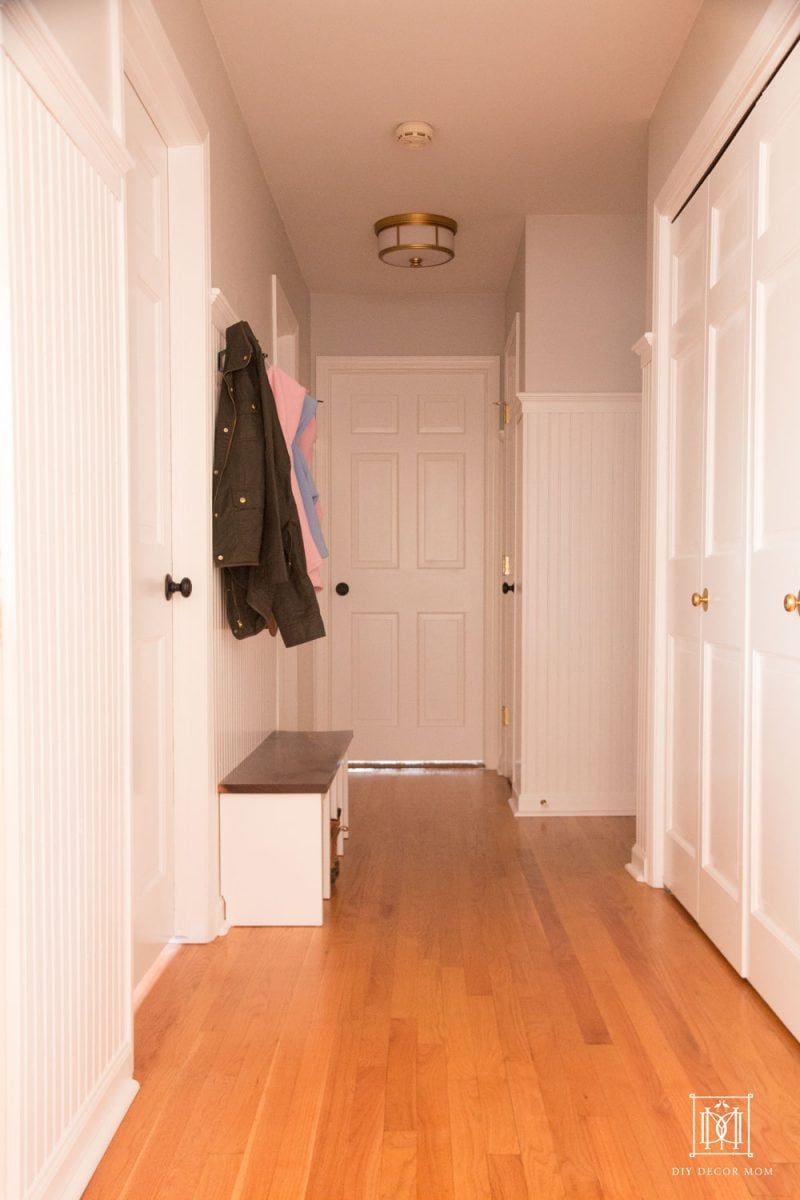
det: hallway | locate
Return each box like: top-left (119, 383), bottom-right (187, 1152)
top-left (84, 771), bottom-right (800, 1199)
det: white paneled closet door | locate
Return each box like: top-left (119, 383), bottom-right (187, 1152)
top-left (665, 112), bottom-right (752, 970)
top-left (698, 127), bottom-right (752, 973)
top-left (662, 42), bottom-right (800, 1031)
top-left (748, 47), bottom-right (800, 1040)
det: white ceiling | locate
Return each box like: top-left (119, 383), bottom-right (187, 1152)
top-left (200, 0), bottom-right (703, 294)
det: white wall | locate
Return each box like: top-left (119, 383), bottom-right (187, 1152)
top-left (30, 0), bottom-right (116, 117)
top-left (150, 0), bottom-right (318, 735)
top-left (152, 0), bottom-right (311, 387)
top-left (648, 0), bottom-right (774, 205)
top-left (310, 292), bottom-right (505, 386)
top-left (523, 214), bottom-right (646, 394)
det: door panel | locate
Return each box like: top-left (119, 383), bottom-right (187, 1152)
top-left (697, 125), bottom-right (752, 972)
top-left (418, 613), bottom-right (466, 725)
top-left (352, 613), bottom-right (399, 724)
top-left (126, 78), bottom-right (175, 987)
top-left (330, 367), bottom-right (486, 761)
top-left (748, 46), bottom-right (800, 1039)
top-left (351, 454), bottom-right (398, 567)
top-left (418, 454), bottom-right (465, 568)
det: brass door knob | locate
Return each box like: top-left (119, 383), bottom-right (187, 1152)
top-left (691, 588), bottom-right (709, 611)
top-left (784, 592), bottom-right (799, 614)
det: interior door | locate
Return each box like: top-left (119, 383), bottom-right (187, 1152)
top-left (126, 78), bottom-right (175, 987)
top-left (664, 183), bottom-right (708, 918)
top-left (328, 365), bottom-right (487, 762)
top-left (747, 47), bottom-right (800, 1041)
top-left (697, 124), bottom-right (752, 972)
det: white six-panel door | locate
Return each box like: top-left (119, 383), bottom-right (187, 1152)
top-left (126, 79), bottom-right (176, 987)
top-left (327, 365), bottom-right (488, 762)
top-left (747, 48), bottom-right (800, 1039)
top-left (665, 116), bottom-right (752, 973)
top-left (698, 124), bottom-right (752, 973)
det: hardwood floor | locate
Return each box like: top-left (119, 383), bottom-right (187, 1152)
top-left (83, 770), bottom-right (800, 1199)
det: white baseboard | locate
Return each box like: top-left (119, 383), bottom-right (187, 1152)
top-left (625, 844), bottom-right (648, 883)
top-left (30, 1046), bottom-right (138, 1200)
top-left (511, 790), bottom-right (635, 817)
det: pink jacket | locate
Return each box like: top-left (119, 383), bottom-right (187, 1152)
top-left (267, 364), bottom-right (323, 590)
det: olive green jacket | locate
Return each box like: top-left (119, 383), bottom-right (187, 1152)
top-left (212, 321), bottom-right (324, 647)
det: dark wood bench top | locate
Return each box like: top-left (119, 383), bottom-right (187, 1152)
top-left (218, 730), bottom-right (353, 794)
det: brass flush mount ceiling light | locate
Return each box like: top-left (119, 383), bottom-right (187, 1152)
top-left (374, 212), bottom-right (458, 268)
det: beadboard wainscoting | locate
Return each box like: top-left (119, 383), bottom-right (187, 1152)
top-left (0, 7), bottom-right (137, 1199)
top-left (511, 393), bottom-right (641, 817)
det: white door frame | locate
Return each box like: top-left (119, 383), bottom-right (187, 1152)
top-left (643, 2), bottom-right (800, 888)
top-left (314, 355), bottom-right (501, 770)
top-left (124, 0), bottom-right (219, 943)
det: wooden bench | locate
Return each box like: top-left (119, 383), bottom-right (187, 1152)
top-left (218, 730), bottom-right (353, 926)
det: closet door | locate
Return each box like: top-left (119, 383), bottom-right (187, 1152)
top-left (664, 184), bottom-right (707, 918)
top-left (664, 134), bottom-right (752, 970)
top-left (748, 47), bottom-right (800, 1041)
top-left (697, 127), bottom-right (753, 972)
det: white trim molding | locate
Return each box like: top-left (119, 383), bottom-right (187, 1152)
top-left (519, 392), bottom-right (641, 414)
top-left (210, 286), bottom-right (239, 333)
top-left (0, 0), bottom-right (133, 196)
top-left (123, 0), bottom-right (208, 144)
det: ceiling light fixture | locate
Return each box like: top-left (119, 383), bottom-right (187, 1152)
top-left (374, 212), bottom-right (458, 268)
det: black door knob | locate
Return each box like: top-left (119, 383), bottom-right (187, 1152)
top-left (335, 582), bottom-right (350, 596)
top-left (502, 581), bottom-right (515, 594)
top-left (165, 574), bottom-right (193, 600)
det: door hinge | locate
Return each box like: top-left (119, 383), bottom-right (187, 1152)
top-left (501, 705), bottom-right (510, 727)
top-left (502, 554), bottom-right (511, 577)
top-left (502, 400), bottom-right (511, 426)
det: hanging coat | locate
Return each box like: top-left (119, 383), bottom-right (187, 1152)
top-left (212, 321), bottom-right (324, 647)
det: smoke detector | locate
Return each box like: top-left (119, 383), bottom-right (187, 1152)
top-left (394, 121), bottom-right (434, 148)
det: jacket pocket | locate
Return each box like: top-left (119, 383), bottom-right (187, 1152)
top-left (213, 486), bottom-right (264, 566)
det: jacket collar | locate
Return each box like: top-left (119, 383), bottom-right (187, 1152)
top-left (223, 321), bottom-right (260, 373)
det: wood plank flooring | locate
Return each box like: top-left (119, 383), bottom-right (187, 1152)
top-left (83, 770), bottom-right (800, 1199)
